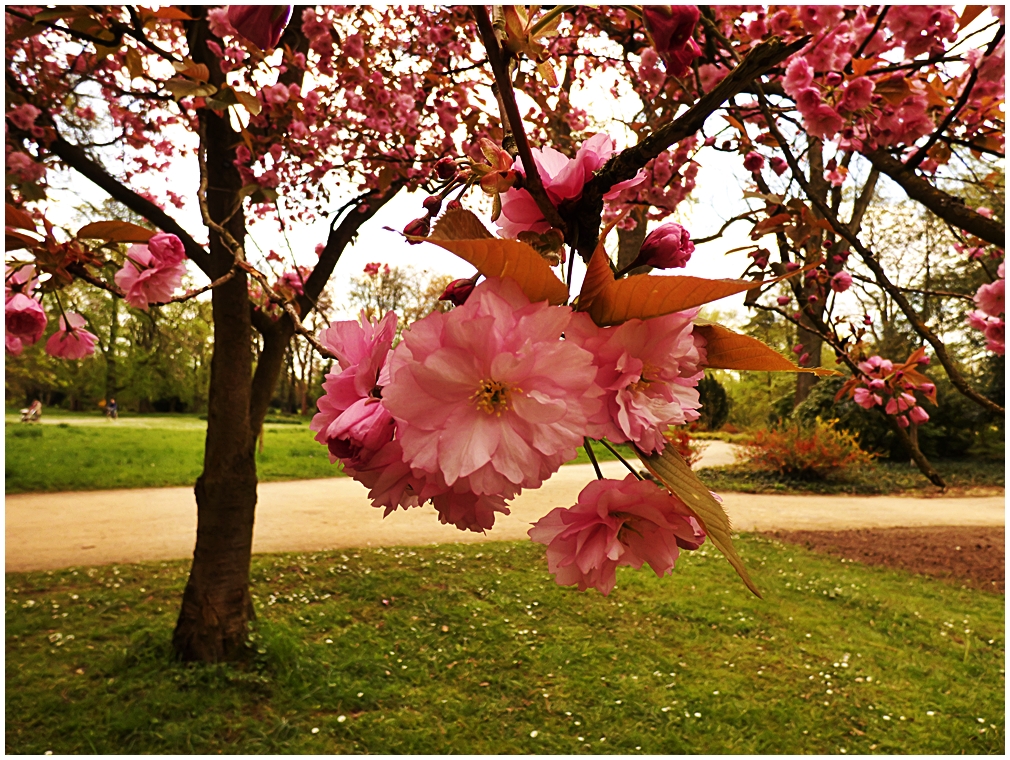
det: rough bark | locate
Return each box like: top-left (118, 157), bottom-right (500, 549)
top-left (172, 13), bottom-right (257, 662)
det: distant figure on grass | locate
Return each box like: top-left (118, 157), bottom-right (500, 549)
top-left (20, 399), bottom-right (41, 423)
top-left (107, 398), bottom-right (118, 420)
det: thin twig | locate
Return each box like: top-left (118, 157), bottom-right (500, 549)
top-left (472, 5), bottom-right (568, 235)
top-left (583, 437), bottom-right (604, 480)
top-left (598, 438), bottom-right (643, 480)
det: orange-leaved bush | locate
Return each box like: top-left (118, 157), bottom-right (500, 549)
top-left (739, 418), bottom-right (873, 480)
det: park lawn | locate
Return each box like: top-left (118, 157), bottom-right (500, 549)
top-left (5, 538), bottom-right (1004, 755)
top-left (697, 459), bottom-right (1005, 496)
top-left (4, 419), bottom-right (638, 494)
top-left (4, 421), bottom-right (341, 493)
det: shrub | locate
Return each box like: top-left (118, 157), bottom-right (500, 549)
top-left (664, 428), bottom-right (703, 467)
top-left (696, 372), bottom-right (730, 430)
top-left (740, 418), bottom-right (874, 480)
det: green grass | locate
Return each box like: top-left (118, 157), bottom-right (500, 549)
top-left (4, 419), bottom-right (342, 493)
top-left (698, 459), bottom-right (1005, 495)
top-left (4, 418), bottom-right (636, 494)
top-left (5, 538), bottom-right (1004, 754)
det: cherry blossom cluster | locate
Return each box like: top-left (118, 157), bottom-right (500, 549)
top-left (312, 276), bottom-right (708, 593)
top-left (114, 233), bottom-right (188, 311)
top-left (5, 264), bottom-right (97, 359)
top-left (966, 262), bottom-right (1005, 355)
top-left (848, 354), bottom-right (936, 428)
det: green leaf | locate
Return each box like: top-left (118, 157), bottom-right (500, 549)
top-left (635, 444), bottom-right (762, 598)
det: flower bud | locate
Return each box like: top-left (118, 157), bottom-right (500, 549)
top-left (909, 405), bottom-right (929, 424)
top-left (435, 157), bottom-right (458, 180)
top-left (422, 195), bottom-right (442, 215)
top-left (743, 151), bottom-right (765, 173)
top-left (754, 256), bottom-right (768, 269)
top-left (785, 262), bottom-right (801, 272)
top-left (446, 199), bottom-right (462, 211)
top-left (439, 278), bottom-right (475, 306)
top-left (633, 222), bottom-right (695, 270)
top-left (799, 352), bottom-right (810, 364)
top-left (403, 215), bottom-right (430, 241)
top-left (770, 156), bottom-right (788, 176)
top-left (227, 5), bottom-right (293, 50)
top-left (776, 295), bottom-right (791, 306)
top-left (863, 315), bottom-right (872, 325)
top-left (825, 72), bottom-right (844, 86)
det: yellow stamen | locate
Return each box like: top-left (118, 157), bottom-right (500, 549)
top-left (471, 379), bottom-right (520, 416)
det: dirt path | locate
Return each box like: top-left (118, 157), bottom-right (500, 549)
top-left (6, 446), bottom-right (1004, 571)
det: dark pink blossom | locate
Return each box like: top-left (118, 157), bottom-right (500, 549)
top-left (529, 475), bottom-right (706, 595)
top-left (438, 278), bottom-right (475, 306)
top-left (642, 5), bottom-right (703, 78)
top-left (44, 313), bottom-right (97, 360)
top-left (633, 222), bottom-right (695, 270)
top-left (4, 293), bottom-right (47, 354)
top-left (227, 5), bottom-right (293, 50)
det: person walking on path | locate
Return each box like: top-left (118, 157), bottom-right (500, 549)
top-left (106, 398), bottom-right (118, 420)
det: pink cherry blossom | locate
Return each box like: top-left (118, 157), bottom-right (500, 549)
top-left (432, 488), bottom-right (510, 533)
top-left (984, 318), bottom-right (1005, 355)
top-left (529, 475), bottom-right (706, 595)
top-left (839, 77), bottom-right (874, 113)
top-left (770, 156), bottom-right (789, 176)
top-left (44, 313), bottom-right (97, 360)
top-left (5, 293), bottom-right (47, 353)
top-left (909, 405), bottom-right (929, 424)
top-left (642, 5), bottom-right (702, 78)
top-left (6, 103), bottom-right (41, 131)
top-left (114, 245), bottom-right (187, 310)
top-left (5, 263), bottom-right (38, 299)
top-left (148, 232), bottom-right (186, 267)
top-left (312, 310), bottom-right (397, 464)
top-left (830, 271), bottom-right (853, 293)
top-left (633, 222), bottom-right (695, 269)
top-left (497, 134), bottom-right (645, 237)
top-left (782, 57), bottom-right (813, 99)
top-left (852, 387), bottom-right (881, 409)
top-left (566, 310), bottom-right (706, 454)
top-left (974, 274), bottom-right (1004, 318)
top-left (227, 5), bottom-right (293, 50)
top-left (383, 277), bottom-right (602, 497)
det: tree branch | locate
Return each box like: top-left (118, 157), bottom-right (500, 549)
top-left (904, 24), bottom-right (1004, 171)
top-left (570, 34), bottom-right (809, 259)
top-left (248, 182), bottom-right (405, 433)
top-left (472, 5), bottom-right (568, 235)
top-left (754, 85), bottom-right (1004, 417)
top-left (861, 148), bottom-right (1005, 248)
top-left (47, 136), bottom-right (212, 275)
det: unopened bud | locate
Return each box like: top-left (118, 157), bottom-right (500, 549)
top-left (422, 195), bottom-right (442, 215)
top-left (446, 199), bottom-right (462, 211)
top-left (785, 262), bottom-right (801, 272)
top-left (439, 278), bottom-right (475, 306)
top-left (825, 72), bottom-right (843, 86)
top-left (743, 151), bottom-right (765, 173)
top-left (754, 256), bottom-right (768, 269)
top-left (776, 295), bottom-right (791, 306)
top-left (435, 157), bottom-right (458, 180)
top-left (403, 215), bottom-right (430, 241)
top-left (633, 222), bottom-right (695, 270)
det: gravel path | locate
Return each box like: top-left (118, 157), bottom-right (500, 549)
top-left (5, 441), bottom-right (1004, 572)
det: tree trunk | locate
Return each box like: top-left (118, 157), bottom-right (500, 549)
top-left (172, 14), bottom-right (257, 662)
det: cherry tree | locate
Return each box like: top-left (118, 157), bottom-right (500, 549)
top-left (5, 5), bottom-right (1003, 662)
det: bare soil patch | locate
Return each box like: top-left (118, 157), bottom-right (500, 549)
top-left (764, 526), bottom-right (1005, 593)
